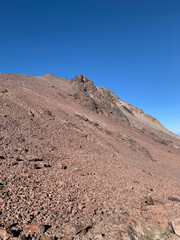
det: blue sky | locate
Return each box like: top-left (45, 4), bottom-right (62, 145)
top-left (0, 0), bottom-right (180, 134)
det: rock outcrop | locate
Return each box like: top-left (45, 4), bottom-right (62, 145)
top-left (72, 74), bottom-right (129, 122)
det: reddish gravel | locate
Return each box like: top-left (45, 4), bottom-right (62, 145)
top-left (0, 73), bottom-right (180, 240)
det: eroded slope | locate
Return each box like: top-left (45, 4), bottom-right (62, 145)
top-left (0, 73), bottom-right (180, 240)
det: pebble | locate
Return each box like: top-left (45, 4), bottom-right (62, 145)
top-left (20, 173), bottom-right (31, 178)
top-left (0, 183), bottom-right (4, 190)
top-left (172, 219), bottom-right (180, 236)
top-left (58, 163), bottom-right (67, 169)
top-left (144, 196), bottom-right (154, 206)
top-left (24, 224), bottom-right (45, 234)
top-left (94, 233), bottom-right (104, 239)
top-left (66, 225), bottom-right (78, 235)
top-left (168, 195), bottom-right (180, 202)
top-left (0, 228), bottom-right (13, 240)
top-left (33, 163), bottom-right (43, 169)
top-left (18, 235), bottom-right (27, 240)
top-left (0, 89), bottom-right (8, 93)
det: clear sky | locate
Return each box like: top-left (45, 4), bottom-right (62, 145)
top-left (0, 0), bottom-right (180, 134)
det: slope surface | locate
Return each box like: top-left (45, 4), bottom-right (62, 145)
top-left (0, 73), bottom-right (180, 240)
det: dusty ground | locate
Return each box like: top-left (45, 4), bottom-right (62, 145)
top-left (0, 73), bottom-right (180, 240)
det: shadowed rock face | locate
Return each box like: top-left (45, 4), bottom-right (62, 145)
top-left (0, 73), bottom-right (180, 239)
top-left (72, 74), bottom-right (129, 122)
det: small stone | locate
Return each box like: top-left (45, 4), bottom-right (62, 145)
top-left (144, 196), bottom-right (154, 205)
top-left (18, 235), bottom-right (27, 240)
top-left (0, 89), bottom-right (8, 93)
top-left (0, 183), bottom-right (4, 190)
top-left (24, 224), bottom-right (45, 234)
top-left (78, 204), bottom-right (83, 211)
top-left (168, 195), bottom-right (180, 202)
top-left (33, 163), bottom-right (42, 169)
top-left (172, 219), bottom-right (180, 236)
top-left (0, 228), bottom-right (13, 240)
top-left (66, 225), bottom-right (77, 235)
top-left (94, 233), bottom-right (104, 239)
top-left (20, 173), bottom-right (31, 178)
top-left (11, 162), bottom-right (18, 166)
top-left (58, 163), bottom-right (67, 169)
top-left (0, 156), bottom-right (5, 160)
top-left (65, 224), bottom-right (86, 235)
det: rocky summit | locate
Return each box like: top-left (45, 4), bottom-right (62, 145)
top-left (0, 73), bottom-right (180, 240)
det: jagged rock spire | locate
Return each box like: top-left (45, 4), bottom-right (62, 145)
top-left (71, 75), bottom-right (96, 93)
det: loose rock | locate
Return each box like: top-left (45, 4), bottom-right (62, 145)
top-left (172, 219), bottom-right (180, 236)
top-left (24, 224), bottom-right (45, 234)
top-left (0, 228), bottom-right (13, 240)
top-left (168, 196), bottom-right (180, 202)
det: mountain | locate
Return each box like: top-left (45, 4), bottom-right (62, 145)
top-left (0, 73), bottom-right (180, 240)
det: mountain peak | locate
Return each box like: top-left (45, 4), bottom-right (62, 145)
top-left (71, 75), bottom-right (96, 93)
top-left (72, 74), bottom-right (88, 81)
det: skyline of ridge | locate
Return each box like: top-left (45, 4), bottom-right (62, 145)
top-left (1, 71), bottom-right (179, 137)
